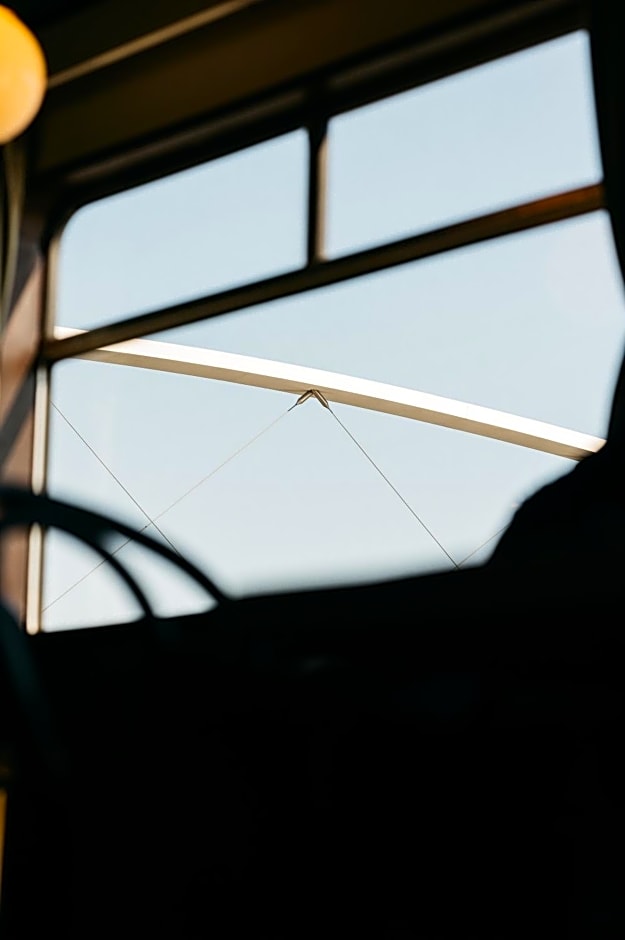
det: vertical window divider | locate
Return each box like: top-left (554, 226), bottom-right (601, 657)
top-left (306, 112), bottom-right (328, 266)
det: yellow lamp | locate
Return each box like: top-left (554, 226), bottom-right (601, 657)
top-left (0, 6), bottom-right (47, 144)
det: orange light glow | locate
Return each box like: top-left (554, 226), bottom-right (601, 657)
top-left (0, 6), bottom-right (46, 144)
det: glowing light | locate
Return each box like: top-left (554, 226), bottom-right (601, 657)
top-left (0, 6), bottom-right (47, 144)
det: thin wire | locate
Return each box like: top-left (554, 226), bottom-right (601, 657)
top-left (43, 404), bottom-right (294, 613)
top-left (456, 523), bottom-right (509, 568)
top-left (149, 404), bottom-right (296, 521)
top-left (44, 507), bottom-right (510, 613)
top-left (326, 405), bottom-right (459, 569)
top-left (51, 401), bottom-right (183, 557)
top-left (42, 545), bottom-right (127, 612)
top-left (45, 393), bottom-right (508, 612)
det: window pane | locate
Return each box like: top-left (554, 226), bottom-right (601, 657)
top-left (42, 529), bottom-right (218, 632)
top-left (45, 31), bottom-right (621, 631)
top-left (44, 356), bottom-right (572, 630)
top-left (156, 213), bottom-right (625, 439)
top-left (327, 32), bottom-right (601, 255)
top-left (55, 132), bottom-right (307, 331)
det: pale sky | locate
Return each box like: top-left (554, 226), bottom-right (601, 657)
top-left (42, 31), bottom-right (625, 629)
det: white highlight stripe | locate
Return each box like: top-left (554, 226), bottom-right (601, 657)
top-left (54, 327), bottom-right (604, 461)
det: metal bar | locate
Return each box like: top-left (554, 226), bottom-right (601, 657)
top-left (25, 367), bottom-right (51, 636)
top-left (47, 0), bottom-right (266, 89)
top-left (1, 238), bottom-right (45, 630)
top-left (40, 0), bottom-right (582, 215)
top-left (326, 0), bottom-right (582, 119)
top-left (43, 184), bottom-right (604, 363)
top-left (54, 327), bottom-right (604, 461)
top-left (306, 118), bottom-right (328, 265)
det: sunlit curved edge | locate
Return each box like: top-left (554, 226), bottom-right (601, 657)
top-left (54, 326), bottom-right (605, 461)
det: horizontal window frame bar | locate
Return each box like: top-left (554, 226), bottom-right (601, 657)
top-left (42, 183), bottom-right (604, 364)
top-left (38, 0), bottom-right (583, 224)
top-left (53, 327), bottom-right (604, 460)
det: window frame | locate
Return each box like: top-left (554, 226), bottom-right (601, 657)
top-left (18, 2), bottom-right (607, 631)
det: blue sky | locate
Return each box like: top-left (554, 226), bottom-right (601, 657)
top-left (42, 30), bottom-right (625, 629)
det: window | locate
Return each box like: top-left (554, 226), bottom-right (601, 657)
top-left (56, 132), bottom-right (308, 330)
top-left (327, 33), bottom-right (601, 254)
top-left (44, 355), bottom-right (575, 629)
top-left (42, 29), bottom-right (621, 631)
top-left (157, 212), bottom-right (624, 436)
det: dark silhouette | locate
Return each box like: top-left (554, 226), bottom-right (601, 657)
top-left (2, 1), bottom-right (625, 936)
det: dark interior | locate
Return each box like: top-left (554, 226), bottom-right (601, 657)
top-left (1, 1), bottom-right (624, 936)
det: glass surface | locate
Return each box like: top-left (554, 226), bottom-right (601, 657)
top-left (55, 132), bottom-right (307, 330)
top-left (44, 30), bottom-right (623, 631)
top-left (44, 357), bottom-right (571, 630)
top-left (158, 213), bottom-right (625, 440)
top-left (327, 32), bottom-right (601, 254)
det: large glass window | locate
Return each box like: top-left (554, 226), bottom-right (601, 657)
top-left (43, 29), bottom-right (622, 631)
top-left (44, 357), bottom-right (571, 630)
top-left (327, 32), bottom-right (601, 254)
top-left (56, 132), bottom-right (308, 330)
top-left (156, 212), bottom-right (625, 438)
